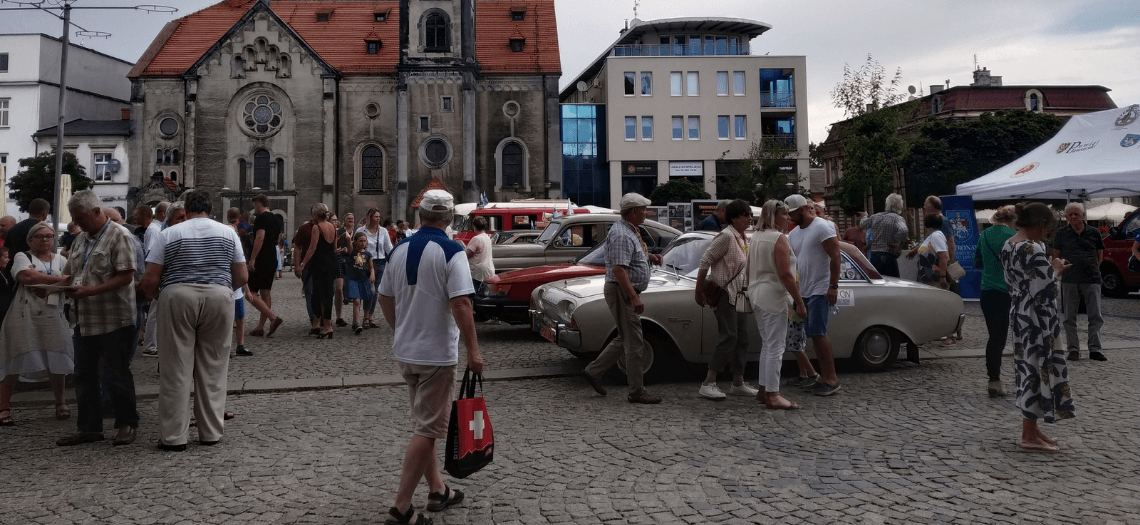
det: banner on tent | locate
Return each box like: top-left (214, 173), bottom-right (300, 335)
top-left (941, 195), bottom-right (980, 300)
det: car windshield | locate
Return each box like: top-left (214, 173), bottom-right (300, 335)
top-left (534, 221), bottom-right (562, 246)
top-left (452, 214), bottom-right (470, 232)
top-left (657, 234), bottom-right (711, 278)
top-left (576, 241), bottom-right (607, 265)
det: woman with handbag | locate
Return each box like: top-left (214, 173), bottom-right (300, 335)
top-left (693, 199), bottom-right (759, 400)
top-left (0, 222), bottom-right (75, 426)
top-left (747, 200), bottom-right (807, 409)
top-left (974, 206), bottom-right (1017, 397)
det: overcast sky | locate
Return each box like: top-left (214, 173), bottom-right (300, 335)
top-left (3, 0), bottom-right (1138, 145)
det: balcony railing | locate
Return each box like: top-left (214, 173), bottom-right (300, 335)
top-left (761, 90), bottom-right (795, 108)
top-left (765, 135), bottom-right (796, 149)
top-left (611, 43), bottom-right (751, 57)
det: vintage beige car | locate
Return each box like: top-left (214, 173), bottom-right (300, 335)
top-left (492, 213), bottom-right (680, 273)
top-left (530, 231), bottom-right (965, 376)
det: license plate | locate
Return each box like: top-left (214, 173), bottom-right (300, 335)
top-left (541, 325), bottom-right (556, 343)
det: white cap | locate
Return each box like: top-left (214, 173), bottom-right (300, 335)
top-left (420, 189), bottom-right (455, 212)
top-left (784, 194), bottom-right (809, 212)
top-left (619, 192), bottom-right (652, 211)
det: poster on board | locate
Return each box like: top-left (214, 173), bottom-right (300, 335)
top-left (691, 199), bottom-right (720, 227)
top-left (645, 206), bottom-right (666, 224)
top-left (667, 202), bottom-right (692, 231)
top-left (940, 195), bottom-right (980, 300)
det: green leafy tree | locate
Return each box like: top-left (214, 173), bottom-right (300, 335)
top-left (7, 151), bottom-right (91, 213)
top-left (834, 106), bottom-right (910, 214)
top-left (902, 110), bottom-right (1064, 207)
top-left (808, 142), bottom-right (823, 169)
top-left (830, 54), bottom-right (907, 118)
top-left (649, 178), bottom-right (709, 206)
top-left (717, 138), bottom-right (801, 205)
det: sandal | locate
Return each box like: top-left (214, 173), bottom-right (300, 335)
top-left (426, 485), bottom-right (464, 512)
top-left (55, 404), bottom-right (71, 420)
top-left (385, 505), bottom-right (433, 525)
top-left (0, 409), bottom-right (13, 426)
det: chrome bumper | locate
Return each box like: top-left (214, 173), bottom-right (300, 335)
top-left (529, 308), bottom-right (582, 350)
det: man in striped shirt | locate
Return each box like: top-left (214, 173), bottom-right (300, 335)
top-left (141, 190), bottom-right (248, 451)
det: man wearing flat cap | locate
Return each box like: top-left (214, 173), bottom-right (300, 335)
top-left (378, 189), bottom-right (484, 523)
top-left (582, 192), bottom-right (664, 404)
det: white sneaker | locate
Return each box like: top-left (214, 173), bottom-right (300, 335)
top-left (728, 383), bottom-right (760, 397)
top-left (698, 383), bottom-right (726, 400)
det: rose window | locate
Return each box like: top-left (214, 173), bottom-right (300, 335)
top-left (243, 95), bottom-right (283, 135)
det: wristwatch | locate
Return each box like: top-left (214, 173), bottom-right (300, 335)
top-left (829, 283), bottom-right (839, 289)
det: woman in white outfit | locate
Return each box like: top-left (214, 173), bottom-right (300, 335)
top-left (746, 200), bottom-right (807, 410)
top-left (0, 221), bottom-right (75, 425)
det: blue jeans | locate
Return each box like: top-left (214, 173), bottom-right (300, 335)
top-left (74, 325), bottom-right (139, 433)
top-left (367, 258), bottom-right (387, 314)
top-left (868, 251), bottom-right (900, 278)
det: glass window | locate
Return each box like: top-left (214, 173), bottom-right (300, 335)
top-left (624, 72), bottom-right (635, 95)
top-left (688, 116), bottom-right (700, 140)
top-left (717, 116), bottom-right (729, 139)
top-left (242, 95), bottom-right (283, 136)
top-left (715, 36), bottom-right (727, 54)
top-left (276, 158), bottom-right (284, 189)
top-left (716, 71), bottom-right (728, 96)
top-left (672, 35), bottom-right (686, 55)
top-left (253, 149), bottom-right (271, 189)
top-left (689, 35), bottom-right (701, 54)
top-left (733, 71), bottom-right (745, 95)
top-left (0, 53), bottom-right (7, 72)
top-left (729, 37), bottom-right (739, 54)
top-left (670, 72), bottom-right (681, 96)
top-left (641, 116), bottom-right (653, 140)
top-left (502, 142), bottom-right (523, 187)
top-left (704, 36), bottom-right (715, 55)
top-left (362, 145), bottom-right (383, 190)
top-left (1030, 93), bottom-right (1039, 111)
top-left (425, 13), bottom-right (449, 51)
top-left (93, 153), bottom-right (113, 182)
top-left (640, 72), bottom-right (652, 95)
top-left (625, 117), bottom-right (636, 140)
top-left (366, 41), bottom-right (379, 54)
top-left (686, 72), bottom-right (698, 96)
top-left (0, 99), bottom-right (9, 127)
top-left (442, 96), bottom-right (453, 112)
top-left (734, 116), bottom-right (746, 139)
top-left (419, 116), bottom-right (430, 131)
top-left (672, 116), bottom-right (683, 139)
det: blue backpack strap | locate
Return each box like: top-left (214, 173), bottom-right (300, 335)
top-left (403, 226), bottom-right (463, 286)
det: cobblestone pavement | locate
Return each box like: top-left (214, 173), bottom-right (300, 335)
top-left (2, 350), bottom-right (1138, 524)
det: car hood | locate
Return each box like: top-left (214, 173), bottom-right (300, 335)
top-left (489, 263), bottom-right (603, 284)
top-left (551, 270), bottom-right (692, 299)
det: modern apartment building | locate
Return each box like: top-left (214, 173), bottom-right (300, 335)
top-left (559, 17), bottom-right (808, 208)
top-left (0, 34), bottom-right (132, 217)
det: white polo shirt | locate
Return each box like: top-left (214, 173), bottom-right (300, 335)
top-left (378, 226), bottom-right (474, 366)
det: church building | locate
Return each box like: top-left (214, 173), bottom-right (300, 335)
top-left (127, 0), bottom-right (561, 229)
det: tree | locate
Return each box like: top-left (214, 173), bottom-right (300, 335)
top-left (829, 54), bottom-right (910, 214)
top-left (830, 54), bottom-right (907, 117)
top-left (717, 137), bottom-right (802, 205)
top-left (649, 178), bottom-right (709, 206)
top-left (902, 110), bottom-right (1064, 207)
top-left (7, 151), bottom-right (91, 213)
top-left (808, 142), bottom-right (823, 169)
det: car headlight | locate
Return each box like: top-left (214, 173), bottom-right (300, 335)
top-left (487, 283), bottom-right (511, 297)
top-left (555, 299), bottom-right (576, 323)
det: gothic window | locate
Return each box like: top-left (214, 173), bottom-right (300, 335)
top-left (243, 95), bottom-right (283, 136)
top-left (238, 159), bottom-right (248, 189)
top-left (425, 13), bottom-right (449, 52)
top-left (276, 158), bottom-right (285, 190)
top-left (361, 145), bottom-right (384, 191)
top-left (172, 149), bottom-right (180, 164)
top-left (164, 149), bottom-right (172, 165)
top-left (254, 149), bottom-right (271, 189)
top-left (156, 148), bottom-right (163, 164)
top-left (501, 142), bottom-right (524, 188)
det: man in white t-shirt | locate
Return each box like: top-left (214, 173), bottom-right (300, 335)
top-left (378, 189), bottom-right (484, 524)
top-left (785, 194), bottom-right (842, 396)
top-left (465, 215), bottom-right (495, 293)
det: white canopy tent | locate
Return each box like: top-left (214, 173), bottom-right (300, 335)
top-left (1084, 201), bottom-right (1137, 221)
top-left (956, 105), bottom-right (1140, 201)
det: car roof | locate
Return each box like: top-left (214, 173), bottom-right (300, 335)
top-left (548, 214), bottom-right (682, 235)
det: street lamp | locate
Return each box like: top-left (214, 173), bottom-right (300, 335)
top-left (0, 0), bottom-right (177, 231)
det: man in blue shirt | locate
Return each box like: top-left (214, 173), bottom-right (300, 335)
top-left (698, 200), bottom-right (728, 231)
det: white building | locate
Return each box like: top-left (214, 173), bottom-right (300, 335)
top-left (0, 34), bottom-right (132, 217)
top-left (33, 117), bottom-right (133, 213)
top-left (559, 18), bottom-right (809, 208)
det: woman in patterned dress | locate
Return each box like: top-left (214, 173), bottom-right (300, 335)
top-left (1000, 203), bottom-right (1074, 452)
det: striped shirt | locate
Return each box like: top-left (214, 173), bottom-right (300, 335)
top-left (604, 218), bottom-right (651, 292)
top-left (146, 217), bottom-right (245, 290)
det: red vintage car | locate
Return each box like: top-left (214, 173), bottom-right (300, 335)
top-left (474, 242), bottom-right (608, 324)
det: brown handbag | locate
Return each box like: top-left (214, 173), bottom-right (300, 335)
top-left (700, 279), bottom-right (722, 305)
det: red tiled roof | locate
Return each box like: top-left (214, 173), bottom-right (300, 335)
top-left (475, 0), bottom-right (560, 74)
top-left (131, 0), bottom-right (558, 78)
top-left (410, 177), bottom-right (452, 209)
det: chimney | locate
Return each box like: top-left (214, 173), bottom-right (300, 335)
top-left (121, 108), bottom-right (130, 120)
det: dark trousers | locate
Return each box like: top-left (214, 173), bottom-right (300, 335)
top-left (74, 325), bottom-right (139, 433)
top-left (979, 288), bottom-right (1011, 382)
top-left (366, 258), bottom-right (387, 314)
top-left (102, 302), bottom-right (144, 408)
top-left (868, 251), bottom-right (900, 278)
top-left (302, 266), bottom-right (314, 322)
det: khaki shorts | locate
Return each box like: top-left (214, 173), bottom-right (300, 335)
top-left (397, 362), bottom-right (456, 439)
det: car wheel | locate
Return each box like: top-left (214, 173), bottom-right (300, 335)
top-left (1101, 267), bottom-right (1130, 298)
top-left (852, 326), bottom-right (900, 373)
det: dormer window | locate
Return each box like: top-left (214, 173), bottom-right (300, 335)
top-left (366, 40), bottom-right (381, 54)
top-left (509, 38), bottom-right (525, 52)
top-left (1024, 89), bottom-right (1044, 112)
top-left (424, 12), bottom-right (449, 52)
top-left (374, 11), bottom-right (389, 22)
top-left (510, 6), bottom-right (526, 20)
top-left (316, 12), bottom-right (331, 22)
